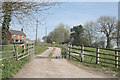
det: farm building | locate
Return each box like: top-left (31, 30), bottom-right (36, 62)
top-left (7, 28), bottom-right (26, 44)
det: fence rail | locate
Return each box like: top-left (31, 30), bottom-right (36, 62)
top-left (66, 44), bottom-right (120, 69)
top-left (0, 42), bottom-right (34, 61)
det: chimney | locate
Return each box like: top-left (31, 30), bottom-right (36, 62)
top-left (21, 28), bottom-right (23, 32)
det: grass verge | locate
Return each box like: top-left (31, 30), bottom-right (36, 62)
top-left (35, 45), bottom-right (48, 55)
top-left (2, 57), bottom-right (30, 79)
top-left (67, 59), bottom-right (119, 77)
top-left (68, 54), bottom-right (119, 77)
top-left (48, 48), bottom-right (55, 57)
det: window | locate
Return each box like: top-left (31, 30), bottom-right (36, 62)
top-left (16, 40), bottom-right (18, 43)
top-left (22, 36), bottom-right (24, 39)
top-left (18, 35), bottom-right (20, 39)
top-left (20, 40), bottom-right (23, 43)
top-left (14, 35), bottom-right (16, 39)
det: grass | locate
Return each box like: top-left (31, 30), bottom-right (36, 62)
top-left (61, 47), bottom-right (66, 56)
top-left (2, 57), bottom-right (30, 79)
top-left (48, 48), bottom-right (55, 57)
top-left (1, 44), bottom-right (31, 79)
top-left (67, 59), bottom-right (119, 77)
top-left (1, 44), bottom-right (48, 79)
top-left (34, 45), bottom-right (48, 55)
top-left (71, 46), bottom-right (120, 72)
top-left (2, 44), bottom-right (15, 58)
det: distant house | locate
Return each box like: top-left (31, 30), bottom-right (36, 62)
top-left (7, 29), bottom-right (26, 43)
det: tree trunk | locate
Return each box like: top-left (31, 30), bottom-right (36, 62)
top-left (2, 2), bottom-right (12, 45)
top-left (106, 37), bottom-right (111, 48)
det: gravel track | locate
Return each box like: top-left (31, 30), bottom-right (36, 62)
top-left (14, 47), bottom-right (115, 78)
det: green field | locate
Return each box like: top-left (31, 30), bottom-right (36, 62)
top-left (71, 46), bottom-right (120, 71)
top-left (1, 44), bottom-right (48, 79)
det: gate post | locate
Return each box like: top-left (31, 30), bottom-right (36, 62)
top-left (32, 43), bottom-right (34, 56)
top-left (96, 47), bottom-right (100, 64)
top-left (68, 43), bottom-right (71, 59)
top-left (115, 50), bottom-right (119, 68)
top-left (14, 44), bottom-right (18, 61)
top-left (27, 43), bottom-right (29, 55)
top-left (22, 44), bottom-right (25, 57)
top-left (81, 45), bottom-right (84, 62)
top-left (66, 44), bottom-right (69, 59)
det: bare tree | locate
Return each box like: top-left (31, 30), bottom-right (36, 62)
top-left (1, 2), bottom-right (58, 28)
top-left (97, 16), bottom-right (117, 48)
top-left (1, 1), bottom-right (59, 44)
top-left (84, 21), bottom-right (96, 46)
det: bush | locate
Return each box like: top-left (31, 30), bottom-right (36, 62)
top-left (61, 47), bottom-right (66, 55)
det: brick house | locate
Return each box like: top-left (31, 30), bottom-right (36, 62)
top-left (8, 29), bottom-right (26, 43)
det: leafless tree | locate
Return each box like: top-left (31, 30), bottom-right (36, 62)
top-left (97, 16), bottom-right (117, 48)
top-left (1, 1), bottom-right (59, 27)
top-left (0, 1), bottom-right (59, 44)
top-left (84, 21), bottom-right (96, 46)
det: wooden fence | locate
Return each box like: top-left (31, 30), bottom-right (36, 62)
top-left (66, 44), bottom-right (120, 69)
top-left (0, 42), bottom-right (34, 61)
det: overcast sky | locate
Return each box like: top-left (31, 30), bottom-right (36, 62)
top-left (10, 2), bottom-right (118, 41)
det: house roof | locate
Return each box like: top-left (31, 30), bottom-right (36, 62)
top-left (9, 30), bottom-right (26, 36)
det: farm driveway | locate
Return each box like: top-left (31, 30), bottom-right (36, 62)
top-left (14, 47), bottom-right (115, 78)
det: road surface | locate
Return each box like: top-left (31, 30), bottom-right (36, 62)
top-left (14, 47), bottom-right (115, 78)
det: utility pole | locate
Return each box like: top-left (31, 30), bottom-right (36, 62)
top-left (118, 1), bottom-right (120, 70)
top-left (46, 27), bottom-right (47, 43)
top-left (118, 21), bottom-right (120, 71)
top-left (118, 26), bottom-right (120, 70)
top-left (35, 21), bottom-right (38, 45)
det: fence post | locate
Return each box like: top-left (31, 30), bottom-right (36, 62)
top-left (96, 47), bottom-right (100, 64)
top-left (30, 43), bottom-right (33, 56)
top-left (68, 43), bottom-right (71, 59)
top-left (22, 44), bottom-right (25, 56)
top-left (81, 45), bottom-right (84, 62)
top-left (115, 50), bottom-right (119, 68)
top-left (66, 44), bottom-right (69, 59)
top-left (14, 44), bottom-right (18, 61)
top-left (27, 43), bottom-right (30, 55)
top-left (33, 43), bottom-right (35, 56)
top-left (64, 44), bottom-right (67, 59)
top-left (29, 43), bottom-right (32, 56)
top-left (81, 45), bottom-right (84, 53)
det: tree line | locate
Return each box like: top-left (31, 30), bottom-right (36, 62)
top-left (43, 16), bottom-right (118, 49)
top-left (42, 23), bottom-right (70, 44)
